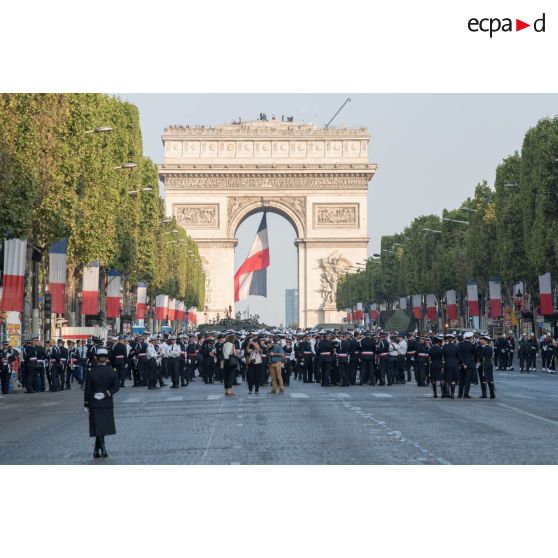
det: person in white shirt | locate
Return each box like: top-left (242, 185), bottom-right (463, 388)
top-left (396, 335), bottom-right (407, 383)
top-left (388, 334), bottom-right (401, 385)
top-left (146, 338), bottom-right (159, 389)
top-left (167, 336), bottom-right (182, 388)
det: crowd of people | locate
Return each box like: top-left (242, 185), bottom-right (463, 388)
top-left (2, 328), bottom-right (557, 399)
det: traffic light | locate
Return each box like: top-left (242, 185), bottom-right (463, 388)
top-left (44, 293), bottom-right (52, 315)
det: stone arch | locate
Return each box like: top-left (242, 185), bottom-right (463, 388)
top-left (227, 197), bottom-right (306, 240)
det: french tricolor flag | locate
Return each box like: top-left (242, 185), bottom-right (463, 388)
top-left (48, 240), bottom-right (67, 314)
top-left (82, 261), bottom-right (100, 315)
top-left (187, 307), bottom-right (197, 323)
top-left (539, 272), bottom-right (553, 315)
top-left (176, 300), bottom-right (185, 321)
top-left (155, 294), bottom-right (168, 321)
top-left (446, 289), bottom-right (457, 320)
top-left (234, 212), bottom-right (269, 302)
top-left (426, 294), bottom-right (437, 320)
top-left (168, 298), bottom-right (176, 321)
top-left (370, 303), bottom-right (378, 320)
top-left (412, 294), bottom-right (422, 319)
top-left (467, 281), bottom-right (480, 317)
top-left (488, 278), bottom-right (503, 318)
top-left (1, 238), bottom-right (27, 312)
top-left (399, 297), bottom-right (408, 310)
top-left (106, 269), bottom-right (121, 318)
top-left (136, 282), bottom-right (147, 319)
top-left (354, 302), bottom-right (364, 321)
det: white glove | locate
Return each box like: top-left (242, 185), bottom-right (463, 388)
top-left (93, 392), bottom-right (105, 400)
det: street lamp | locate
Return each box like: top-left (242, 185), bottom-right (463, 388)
top-left (442, 217), bottom-right (469, 225)
top-left (460, 207), bottom-right (478, 213)
top-left (84, 126), bottom-right (113, 134)
top-left (128, 187), bottom-right (153, 194)
top-left (422, 228), bottom-right (442, 234)
top-left (504, 182), bottom-right (519, 189)
top-left (392, 242), bottom-right (403, 247)
top-left (114, 162), bottom-right (138, 170)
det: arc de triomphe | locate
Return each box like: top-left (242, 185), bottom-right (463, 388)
top-left (159, 120), bottom-right (377, 327)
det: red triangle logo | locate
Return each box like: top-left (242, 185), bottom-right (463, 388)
top-left (516, 19), bottom-right (530, 31)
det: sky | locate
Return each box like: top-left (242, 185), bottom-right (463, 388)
top-left (118, 93), bottom-right (558, 325)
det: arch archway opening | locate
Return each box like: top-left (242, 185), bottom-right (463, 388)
top-left (234, 210), bottom-right (298, 327)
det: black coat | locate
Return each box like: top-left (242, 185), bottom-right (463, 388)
top-left (84, 364), bottom-right (120, 437)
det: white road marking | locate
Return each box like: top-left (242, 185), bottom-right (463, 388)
top-left (207, 394), bottom-right (223, 400)
top-left (230, 462), bottom-right (241, 465)
top-left (165, 396), bottom-right (184, 402)
top-left (496, 403), bottom-right (558, 426)
top-left (123, 397), bottom-right (143, 403)
top-left (233, 445), bottom-right (242, 449)
top-left (331, 393), bottom-right (351, 398)
top-left (40, 402), bottom-right (59, 407)
top-left (372, 393), bottom-right (393, 398)
top-left (236, 423), bottom-right (243, 427)
top-left (290, 392), bottom-right (309, 399)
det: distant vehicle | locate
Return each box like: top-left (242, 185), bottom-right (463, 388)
top-left (312, 323), bottom-right (350, 332)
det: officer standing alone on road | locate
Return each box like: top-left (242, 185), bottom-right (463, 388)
top-left (84, 347), bottom-right (120, 459)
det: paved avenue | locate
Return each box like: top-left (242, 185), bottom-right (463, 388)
top-left (1, 371), bottom-right (558, 465)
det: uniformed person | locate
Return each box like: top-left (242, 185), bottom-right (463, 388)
top-left (111, 336), bottom-right (128, 387)
top-left (414, 336), bottom-right (429, 387)
top-left (167, 336), bottom-right (182, 388)
top-left (57, 339), bottom-right (70, 390)
top-left (457, 331), bottom-right (476, 399)
top-left (186, 336), bottom-right (199, 383)
top-left (376, 332), bottom-right (389, 386)
top-left (0, 342), bottom-right (12, 394)
top-left (442, 333), bottom-right (459, 399)
top-left (359, 332), bottom-right (376, 385)
top-left (405, 333), bottom-right (416, 382)
top-left (428, 336), bottom-right (444, 398)
top-left (22, 337), bottom-right (41, 393)
top-left (337, 333), bottom-right (352, 387)
top-left (477, 335), bottom-right (495, 399)
top-left (318, 333), bottom-right (334, 387)
top-left (84, 347), bottom-right (120, 459)
top-left (518, 334), bottom-right (531, 372)
top-left (296, 333), bottom-right (315, 383)
top-left (200, 335), bottom-right (216, 384)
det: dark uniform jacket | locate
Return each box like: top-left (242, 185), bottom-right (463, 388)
top-left (360, 337), bottom-right (375, 359)
top-left (457, 340), bottom-right (476, 368)
top-left (84, 364), bottom-right (120, 437)
top-left (317, 340), bottom-right (334, 361)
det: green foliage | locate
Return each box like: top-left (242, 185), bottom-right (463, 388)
top-left (337, 117), bottom-right (558, 310)
top-left (0, 93), bottom-right (205, 311)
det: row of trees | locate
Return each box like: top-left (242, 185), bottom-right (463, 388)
top-left (337, 115), bottom-right (558, 315)
top-left (0, 93), bottom-right (204, 323)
